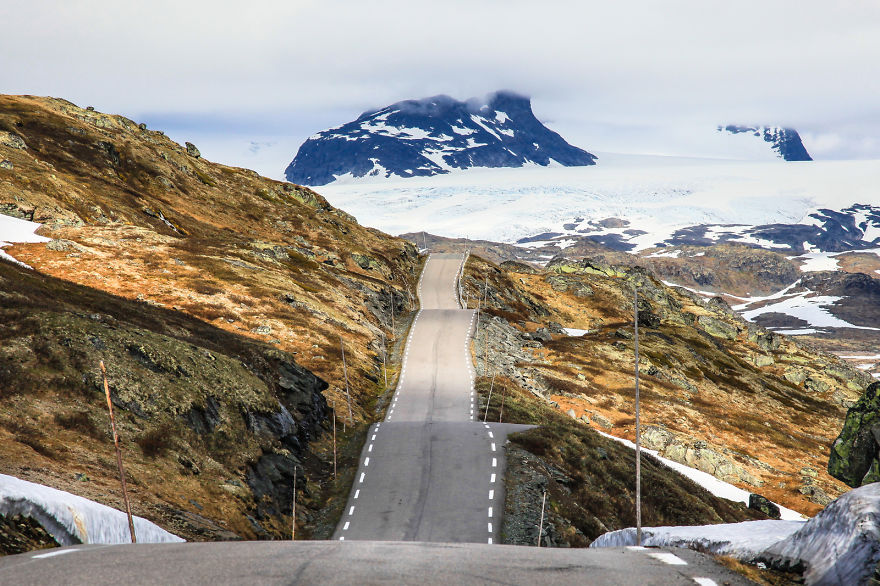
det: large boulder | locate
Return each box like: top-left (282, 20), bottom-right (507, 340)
top-left (758, 483), bottom-right (880, 585)
top-left (829, 382), bottom-right (880, 487)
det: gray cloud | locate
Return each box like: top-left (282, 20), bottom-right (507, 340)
top-left (2, 0), bottom-right (879, 176)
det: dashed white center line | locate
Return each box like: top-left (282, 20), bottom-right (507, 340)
top-left (368, 444), bottom-right (373, 452)
top-left (488, 432), bottom-right (493, 439)
top-left (371, 435), bottom-right (376, 441)
top-left (348, 506), bottom-right (355, 516)
top-left (488, 538), bottom-right (493, 544)
top-left (364, 457), bottom-right (370, 466)
top-left (343, 521), bottom-right (350, 530)
top-left (339, 536), bottom-right (344, 541)
top-left (354, 489), bottom-right (360, 499)
top-left (359, 473), bottom-right (365, 483)
top-left (489, 490), bottom-right (494, 499)
top-left (692, 579), bottom-right (718, 586)
top-left (488, 522), bottom-right (493, 532)
top-left (490, 473), bottom-right (496, 483)
top-left (491, 443), bottom-right (496, 451)
top-left (488, 507), bottom-right (493, 518)
top-left (492, 458), bottom-right (497, 467)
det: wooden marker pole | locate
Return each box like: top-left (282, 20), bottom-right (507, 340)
top-left (483, 373), bottom-right (496, 422)
top-left (331, 400), bottom-right (337, 479)
top-left (101, 361), bottom-right (136, 544)
top-left (340, 337), bottom-right (353, 428)
top-left (292, 465), bottom-right (297, 541)
top-left (537, 490), bottom-right (547, 547)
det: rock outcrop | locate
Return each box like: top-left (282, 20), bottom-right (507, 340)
top-left (829, 382), bottom-right (880, 487)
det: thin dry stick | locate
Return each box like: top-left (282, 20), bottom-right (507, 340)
top-left (339, 337), bottom-right (353, 426)
top-left (292, 465), bottom-right (297, 541)
top-left (499, 384), bottom-right (507, 423)
top-left (390, 290), bottom-right (395, 334)
top-left (537, 490), bottom-right (547, 547)
top-left (101, 361), bottom-right (136, 544)
top-left (381, 334), bottom-right (389, 390)
top-left (331, 400), bottom-right (337, 479)
top-left (483, 373), bottom-right (496, 422)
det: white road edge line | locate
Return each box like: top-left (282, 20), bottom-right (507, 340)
top-left (32, 549), bottom-right (80, 559)
top-left (692, 579), bottom-right (718, 586)
top-left (648, 552), bottom-right (688, 566)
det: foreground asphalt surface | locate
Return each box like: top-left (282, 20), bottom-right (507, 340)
top-left (0, 541), bottom-right (754, 585)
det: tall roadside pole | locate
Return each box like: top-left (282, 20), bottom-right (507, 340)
top-left (634, 286), bottom-right (642, 547)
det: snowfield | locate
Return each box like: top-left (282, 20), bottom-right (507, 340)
top-left (0, 213), bottom-right (50, 267)
top-left (319, 154), bottom-right (880, 248)
top-left (0, 473), bottom-right (183, 545)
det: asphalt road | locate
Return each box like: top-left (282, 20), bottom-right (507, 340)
top-left (334, 253), bottom-right (529, 543)
top-left (0, 541), bottom-right (754, 585)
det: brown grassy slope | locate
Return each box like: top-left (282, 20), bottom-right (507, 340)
top-left (464, 255), bottom-right (871, 517)
top-left (0, 95), bottom-right (422, 541)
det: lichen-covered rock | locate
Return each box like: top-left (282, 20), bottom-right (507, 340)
top-left (184, 141), bottom-right (200, 158)
top-left (749, 493), bottom-right (781, 519)
top-left (829, 382), bottom-right (880, 487)
top-left (0, 131), bottom-right (27, 149)
top-left (697, 315), bottom-right (739, 340)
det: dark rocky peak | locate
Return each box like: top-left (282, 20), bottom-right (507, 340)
top-left (285, 90), bottom-right (596, 186)
top-left (718, 125), bottom-right (812, 161)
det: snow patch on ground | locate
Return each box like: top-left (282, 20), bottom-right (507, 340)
top-left (0, 473), bottom-right (183, 545)
top-left (562, 328), bottom-right (589, 337)
top-left (591, 519), bottom-right (804, 559)
top-left (0, 213), bottom-right (50, 267)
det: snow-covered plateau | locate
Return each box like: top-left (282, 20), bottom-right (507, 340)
top-left (0, 473), bottom-right (183, 545)
top-left (319, 154), bottom-right (880, 251)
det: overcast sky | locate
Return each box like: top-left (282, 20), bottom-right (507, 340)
top-left (3, 1), bottom-right (879, 178)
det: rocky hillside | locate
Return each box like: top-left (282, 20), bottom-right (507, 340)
top-left (462, 255), bottom-right (872, 517)
top-left (0, 95), bottom-right (423, 542)
top-left (285, 91), bottom-right (596, 185)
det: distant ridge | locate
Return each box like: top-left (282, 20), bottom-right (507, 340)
top-left (285, 91), bottom-right (596, 186)
top-left (718, 125), bottom-right (812, 161)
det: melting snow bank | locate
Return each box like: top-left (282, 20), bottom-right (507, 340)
top-left (0, 213), bottom-right (50, 267)
top-left (591, 519), bottom-right (804, 557)
top-left (596, 431), bottom-right (805, 521)
top-left (593, 483), bottom-right (880, 585)
top-left (0, 474), bottom-right (184, 545)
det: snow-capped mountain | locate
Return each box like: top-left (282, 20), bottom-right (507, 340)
top-left (285, 91), bottom-right (596, 186)
top-left (717, 125), bottom-right (812, 161)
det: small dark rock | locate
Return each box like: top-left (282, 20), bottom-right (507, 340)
top-left (748, 493), bottom-right (781, 519)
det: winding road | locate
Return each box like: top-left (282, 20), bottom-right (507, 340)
top-left (334, 253), bottom-right (529, 543)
